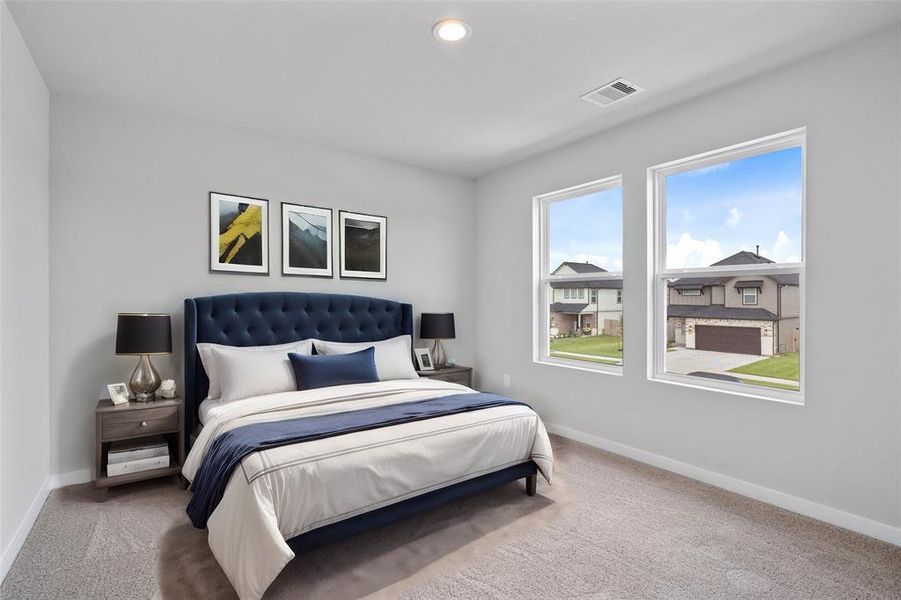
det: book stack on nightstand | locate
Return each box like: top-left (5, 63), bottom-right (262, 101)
top-left (95, 396), bottom-right (184, 499)
top-left (106, 437), bottom-right (170, 477)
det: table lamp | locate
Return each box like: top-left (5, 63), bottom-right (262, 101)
top-left (115, 313), bottom-right (172, 402)
top-left (420, 313), bottom-right (455, 370)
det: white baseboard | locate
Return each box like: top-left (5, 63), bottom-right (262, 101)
top-left (0, 468), bottom-right (93, 585)
top-left (546, 422), bottom-right (901, 547)
top-left (0, 476), bottom-right (52, 584)
top-left (49, 468), bottom-right (92, 489)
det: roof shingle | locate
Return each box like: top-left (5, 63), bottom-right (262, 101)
top-left (552, 261), bottom-right (607, 275)
top-left (667, 305), bottom-right (777, 321)
top-left (550, 302), bottom-right (589, 314)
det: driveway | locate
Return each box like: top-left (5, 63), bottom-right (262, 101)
top-left (666, 348), bottom-right (760, 376)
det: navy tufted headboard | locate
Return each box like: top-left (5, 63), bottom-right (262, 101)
top-left (184, 291), bottom-right (414, 443)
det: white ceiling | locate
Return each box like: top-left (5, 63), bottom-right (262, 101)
top-left (8, 1), bottom-right (901, 177)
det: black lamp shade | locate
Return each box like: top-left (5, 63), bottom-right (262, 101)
top-left (420, 313), bottom-right (455, 340)
top-left (115, 313), bottom-right (172, 355)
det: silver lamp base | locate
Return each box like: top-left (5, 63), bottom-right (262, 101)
top-left (129, 354), bottom-right (161, 402)
top-left (430, 339), bottom-right (447, 370)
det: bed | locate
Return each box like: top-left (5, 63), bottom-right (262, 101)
top-left (182, 291), bottom-right (553, 600)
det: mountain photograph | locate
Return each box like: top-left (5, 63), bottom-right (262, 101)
top-left (288, 211), bottom-right (328, 269)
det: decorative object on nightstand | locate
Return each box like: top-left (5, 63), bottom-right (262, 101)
top-left (107, 382), bottom-right (130, 405)
top-left (159, 379), bottom-right (177, 399)
top-left (94, 395), bottom-right (184, 499)
top-left (420, 313), bottom-right (455, 370)
top-left (416, 365), bottom-right (472, 388)
top-left (414, 347), bottom-right (434, 371)
top-left (116, 313), bottom-right (172, 402)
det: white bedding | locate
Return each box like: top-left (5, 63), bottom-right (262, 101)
top-left (183, 378), bottom-right (554, 600)
top-left (197, 397), bottom-right (218, 425)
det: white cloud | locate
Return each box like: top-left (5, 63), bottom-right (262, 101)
top-left (683, 162), bottom-right (731, 177)
top-left (768, 230), bottom-right (800, 263)
top-left (741, 231), bottom-right (800, 263)
top-left (726, 207), bottom-right (741, 227)
top-left (666, 233), bottom-right (724, 269)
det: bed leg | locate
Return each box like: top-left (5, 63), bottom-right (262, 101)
top-left (525, 474), bottom-right (537, 496)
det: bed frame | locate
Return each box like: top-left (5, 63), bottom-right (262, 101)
top-left (184, 291), bottom-right (537, 551)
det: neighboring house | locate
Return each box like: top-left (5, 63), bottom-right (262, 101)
top-left (549, 262), bottom-right (622, 337)
top-left (667, 251), bottom-right (799, 356)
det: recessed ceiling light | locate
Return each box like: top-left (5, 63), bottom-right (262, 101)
top-left (432, 18), bottom-right (471, 43)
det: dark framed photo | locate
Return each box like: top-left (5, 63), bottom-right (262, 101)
top-left (209, 192), bottom-right (269, 274)
top-left (339, 210), bottom-right (387, 280)
top-left (281, 203), bottom-right (333, 277)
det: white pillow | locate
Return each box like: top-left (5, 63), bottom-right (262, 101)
top-left (313, 335), bottom-right (419, 381)
top-left (198, 340), bottom-right (313, 401)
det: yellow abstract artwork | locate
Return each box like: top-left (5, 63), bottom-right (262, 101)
top-left (219, 205), bottom-right (263, 264)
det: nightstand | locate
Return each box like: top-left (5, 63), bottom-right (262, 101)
top-left (94, 396), bottom-right (184, 499)
top-left (417, 365), bottom-right (473, 388)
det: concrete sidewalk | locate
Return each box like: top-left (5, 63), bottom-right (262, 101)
top-left (666, 348), bottom-right (799, 388)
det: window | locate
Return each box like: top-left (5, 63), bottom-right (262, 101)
top-left (535, 175), bottom-right (623, 372)
top-left (616, 290), bottom-right (622, 304)
top-left (564, 288), bottom-right (570, 300)
top-left (742, 288), bottom-right (758, 305)
top-left (649, 129), bottom-right (804, 402)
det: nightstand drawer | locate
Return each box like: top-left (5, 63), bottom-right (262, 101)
top-left (427, 372), bottom-right (472, 386)
top-left (102, 406), bottom-right (178, 440)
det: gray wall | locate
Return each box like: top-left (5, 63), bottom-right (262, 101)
top-left (474, 28), bottom-right (901, 527)
top-left (0, 1), bottom-right (50, 562)
top-left (49, 99), bottom-right (476, 476)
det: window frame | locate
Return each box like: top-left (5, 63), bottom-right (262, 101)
top-left (533, 174), bottom-right (624, 375)
top-left (647, 128), bottom-right (806, 404)
top-left (742, 287), bottom-right (759, 305)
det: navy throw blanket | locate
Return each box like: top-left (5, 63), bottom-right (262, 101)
top-left (187, 392), bottom-right (528, 528)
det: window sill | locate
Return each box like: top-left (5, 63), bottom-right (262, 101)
top-left (648, 372), bottom-right (804, 406)
top-left (534, 356), bottom-right (623, 376)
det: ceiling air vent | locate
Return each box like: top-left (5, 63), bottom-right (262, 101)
top-left (581, 78), bottom-right (643, 107)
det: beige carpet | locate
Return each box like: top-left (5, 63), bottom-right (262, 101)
top-left (3, 435), bottom-right (901, 599)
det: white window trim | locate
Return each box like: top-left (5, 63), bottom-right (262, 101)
top-left (647, 128), bottom-right (806, 405)
top-left (742, 287), bottom-right (759, 305)
top-left (533, 174), bottom-right (623, 375)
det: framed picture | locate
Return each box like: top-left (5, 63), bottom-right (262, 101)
top-left (281, 203), bottom-right (333, 277)
top-left (107, 383), bottom-right (130, 405)
top-left (210, 192), bottom-right (269, 274)
top-left (339, 210), bottom-right (387, 280)
top-left (414, 347), bottom-right (434, 371)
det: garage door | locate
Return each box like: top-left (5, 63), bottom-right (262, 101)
top-left (695, 325), bottom-right (760, 355)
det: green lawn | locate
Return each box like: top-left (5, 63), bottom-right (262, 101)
top-left (728, 352), bottom-right (800, 381)
top-left (740, 378), bottom-right (800, 392)
top-left (550, 335), bottom-right (623, 359)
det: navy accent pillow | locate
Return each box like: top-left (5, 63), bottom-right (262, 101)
top-left (288, 347), bottom-right (379, 391)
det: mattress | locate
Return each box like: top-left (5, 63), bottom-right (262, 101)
top-left (183, 378), bottom-right (553, 600)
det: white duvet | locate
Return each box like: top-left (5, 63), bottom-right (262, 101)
top-left (182, 378), bottom-right (554, 600)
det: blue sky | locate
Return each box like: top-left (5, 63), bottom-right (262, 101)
top-left (665, 146), bottom-right (802, 268)
top-left (548, 146), bottom-right (802, 272)
top-left (549, 187), bottom-right (623, 272)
